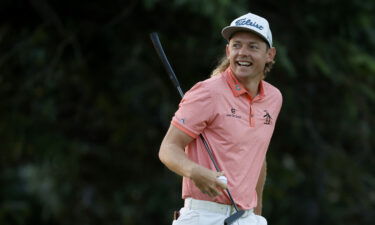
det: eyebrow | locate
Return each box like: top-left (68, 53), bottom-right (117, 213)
top-left (231, 40), bottom-right (260, 45)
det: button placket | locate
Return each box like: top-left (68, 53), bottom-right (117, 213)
top-left (249, 101), bottom-right (255, 127)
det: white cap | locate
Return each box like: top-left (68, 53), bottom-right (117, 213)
top-left (222, 12), bottom-right (273, 47)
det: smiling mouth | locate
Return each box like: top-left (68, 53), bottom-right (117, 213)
top-left (237, 61), bottom-right (252, 67)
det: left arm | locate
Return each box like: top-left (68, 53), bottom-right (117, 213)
top-left (254, 159), bottom-right (267, 215)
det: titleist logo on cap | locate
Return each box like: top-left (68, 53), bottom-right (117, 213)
top-left (235, 18), bottom-right (264, 30)
top-left (222, 12), bottom-right (273, 46)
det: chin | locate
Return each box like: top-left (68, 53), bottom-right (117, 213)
top-left (235, 70), bottom-right (253, 78)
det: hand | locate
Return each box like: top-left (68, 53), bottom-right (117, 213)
top-left (254, 203), bottom-right (262, 215)
top-left (190, 166), bottom-right (227, 198)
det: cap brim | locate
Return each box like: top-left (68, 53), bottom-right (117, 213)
top-left (221, 26), bottom-right (270, 46)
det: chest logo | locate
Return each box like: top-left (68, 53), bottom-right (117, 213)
top-left (263, 110), bottom-right (272, 125)
top-left (226, 107), bottom-right (241, 119)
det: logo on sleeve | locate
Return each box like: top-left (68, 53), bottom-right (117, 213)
top-left (226, 108), bottom-right (241, 119)
top-left (263, 110), bottom-right (272, 125)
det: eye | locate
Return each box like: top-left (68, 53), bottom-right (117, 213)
top-left (250, 44), bottom-right (259, 49)
top-left (232, 43), bottom-right (241, 48)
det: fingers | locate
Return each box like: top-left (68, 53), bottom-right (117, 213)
top-left (190, 167), bottom-right (228, 197)
top-left (198, 181), bottom-right (224, 197)
top-left (201, 173), bottom-right (228, 197)
top-left (201, 182), bottom-right (227, 197)
top-left (217, 171), bottom-right (225, 176)
top-left (202, 186), bottom-right (222, 197)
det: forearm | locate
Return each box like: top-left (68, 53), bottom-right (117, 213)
top-left (159, 125), bottom-right (226, 197)
top-left (159, 140), bottom-right (197, 179)
top-left (254, 160), bottom-right (267, 215)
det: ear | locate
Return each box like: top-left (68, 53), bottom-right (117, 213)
top-left (226, 44), bottom-right (230, 58)
top-left (266, 47), bottom-right (276, 63)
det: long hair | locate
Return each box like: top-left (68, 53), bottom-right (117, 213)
top-left (210, 54), bottom-right (275, 78)
top-left (210, 55), bottom-right (230, 77)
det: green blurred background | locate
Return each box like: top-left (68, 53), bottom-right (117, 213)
top-left (1, 0), bottom-right (374, 224)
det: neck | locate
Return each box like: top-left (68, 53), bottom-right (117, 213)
top-left (236, 75), bottom-right (263, 98)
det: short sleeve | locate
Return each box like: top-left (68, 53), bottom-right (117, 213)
top-left (171, 81), bottom-right (214, 138)
top-left (272, 88), bottom-right (283, 123)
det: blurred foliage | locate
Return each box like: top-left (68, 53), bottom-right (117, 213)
top-left (0, 0), bottom-right (374, 225)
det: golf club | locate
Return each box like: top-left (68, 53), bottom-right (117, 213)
top-left (150, 32), bottom-right (245, 225)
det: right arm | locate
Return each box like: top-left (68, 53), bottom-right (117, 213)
top-left (159, 125), bottom-right (226, 197)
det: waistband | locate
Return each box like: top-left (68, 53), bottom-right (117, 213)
top-left (184, 198), bottom-right (253, 216)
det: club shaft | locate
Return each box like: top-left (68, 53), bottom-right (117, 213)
top-left (150, 32), bottom-right (184, 98)
top-left (201, 135), bottom-right (239, 212)
top-left (150, 32), bottom-right (240, 213)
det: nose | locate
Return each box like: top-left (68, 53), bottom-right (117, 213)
top-left (238, 46), bottom-right (249, 56)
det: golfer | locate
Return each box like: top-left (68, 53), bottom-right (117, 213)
top-left (159, 12), bottom-right (282, 225)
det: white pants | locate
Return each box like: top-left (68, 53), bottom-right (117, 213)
top-left (172, 198), bottom-right (267, 225)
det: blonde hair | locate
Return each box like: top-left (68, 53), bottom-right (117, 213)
top-left (210, 54), bottom-right (275, 78)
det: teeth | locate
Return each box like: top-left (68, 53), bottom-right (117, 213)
top-left (238, 61), bottom-right (251, 66)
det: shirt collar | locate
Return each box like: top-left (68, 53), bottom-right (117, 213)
top-left (224, 67), bottom-right (265, 99)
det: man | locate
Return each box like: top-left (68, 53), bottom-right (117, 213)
top-left (159, 12), bottom-right (282, 225)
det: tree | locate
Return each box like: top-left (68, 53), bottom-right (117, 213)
top-left (0, 0), bottom-right (374, 224)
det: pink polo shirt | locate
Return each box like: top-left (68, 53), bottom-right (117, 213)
top-left (171, 68), bottom-right (282, 210)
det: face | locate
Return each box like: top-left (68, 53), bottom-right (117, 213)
top-left (226, 31), bottom-right (276, 80)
